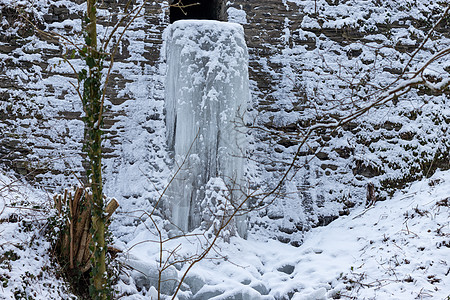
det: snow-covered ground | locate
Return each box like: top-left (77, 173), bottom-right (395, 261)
top-left (1, 168), bottom-right (448, 299)
top-left (0, 172), bottom-right (75, 299)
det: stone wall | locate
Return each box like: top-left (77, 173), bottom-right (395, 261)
top-left (226, 0), bottom-right (450, 244)
top-left (0, 0), bottom-right (169, 187)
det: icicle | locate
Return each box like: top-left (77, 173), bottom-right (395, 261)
top-left (164, 20), bottom-right (249, 237)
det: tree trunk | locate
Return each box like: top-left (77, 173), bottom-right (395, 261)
top-left (85, 0), bottom-right (107, 298)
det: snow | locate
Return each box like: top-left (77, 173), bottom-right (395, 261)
top-left (0, 172), bottom-right (75, 299)
top-left (124, 256), bottom-right (178, 295)
top-left (114, 169), bottom-right (449, 299)
top-left (164, 20), bottom-right (249, 236)
top-left (227, 7), bottom-right (247, 25)
top-left (242, 0), bottom-right (450, 248)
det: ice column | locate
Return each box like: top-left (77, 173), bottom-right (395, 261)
top-left (164, 20), bottom-right (249, 237)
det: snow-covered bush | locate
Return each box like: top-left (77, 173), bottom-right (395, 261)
top-left (201, 177), bottom-right (237, 243)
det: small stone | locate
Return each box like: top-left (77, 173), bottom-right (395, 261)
top-left (252, 283), bottom-right (269, 295)
top-left (192, 290), bottom-right (222, 300)
top-left (184, 274), bottom-right (205, 295)
top-left (277, 264), bottom-right (295, 275)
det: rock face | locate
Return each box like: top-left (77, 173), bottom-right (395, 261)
top-left (0, 0), bottom-right (449, 245)
top-left (225, 0), bottom-right (450, 245)
top-left (0, 0), bottom-right (168, 190)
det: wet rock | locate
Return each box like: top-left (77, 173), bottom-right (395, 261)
top-left (192, 289), bottom-right (222, 300)
top-left (277, 264), bottom-right (295, 275)
top-left (184, 274), bottom-right (205, 295)
top-left (316, 152), bottom-right (329, 160)
top-left (316, 215), bottom-right (338, 227)
top-left (251, 283), bottom-right (270, 295)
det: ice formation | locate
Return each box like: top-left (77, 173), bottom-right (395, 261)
top-left (164, 20), bottom-right (249, 236)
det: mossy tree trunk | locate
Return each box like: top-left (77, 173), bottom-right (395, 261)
top-left (82, 0), bottom-right (107, 298)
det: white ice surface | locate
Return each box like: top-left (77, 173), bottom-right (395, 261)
top-left (164, 20), bottom-right (249, 235)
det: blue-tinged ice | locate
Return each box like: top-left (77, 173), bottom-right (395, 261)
top-left (164, 20), bottom-right (249, 237)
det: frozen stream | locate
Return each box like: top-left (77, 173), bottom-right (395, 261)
top-left (164, 20), bottom-right (249, 236)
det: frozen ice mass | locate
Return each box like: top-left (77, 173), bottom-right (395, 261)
top-left (164, 20), bottom-right (249, 236)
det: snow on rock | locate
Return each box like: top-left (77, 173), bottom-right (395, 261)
top-left (164, 20), bottom-right (249, 236)
top-left (136, 169), bottom-right (448, 300)
top-left (201, 177), bottom-right (239, 243)
top-left (227, 7), bottom-right (248, 25)
top-left (239, 0), bottom-right (450, 246)
top-left (124, 256), bottom-right (178, 295)
top-left (0, 172), bottom-right (75, 299)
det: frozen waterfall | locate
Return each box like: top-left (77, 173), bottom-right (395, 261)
top-left (164, 20), bottom-right (249, 237)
